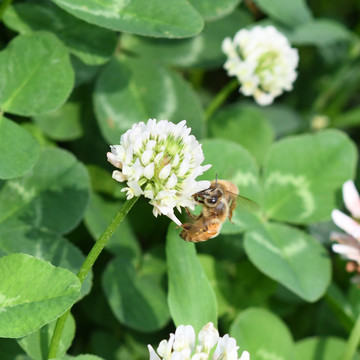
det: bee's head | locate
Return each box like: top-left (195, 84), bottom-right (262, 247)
top-left (193, 187), bottom-right (223, 207)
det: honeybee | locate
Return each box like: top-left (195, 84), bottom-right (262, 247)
top-left (180, 179), bottom-right (257, 242)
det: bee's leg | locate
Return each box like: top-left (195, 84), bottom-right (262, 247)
top-left (228, 200), bottom-right (237, 223)
top-left (181, 222), bottom-right (192, 230)
top-left (179, 223), bottom-right (193, 242)
top-left (175, 209), bottom-right (198, 230)
top-left (185, 207), bottom-right (198, 220)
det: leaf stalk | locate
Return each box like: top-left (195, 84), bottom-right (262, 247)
top-left (47, 196), bottom-right (138, 359)
top-left (342, 314), bottom-right (360, 360)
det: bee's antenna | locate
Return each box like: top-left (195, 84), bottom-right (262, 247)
top-left (215, 173), bottom-right (218, 186)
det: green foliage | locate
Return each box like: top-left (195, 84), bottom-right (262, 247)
top-left (61, 356), bottom-right (105, 360)
top-left (294, 337), bottom-right (360, 360)
top-left (0, 117), bottom-right (41, 179)
top-left (0, 147), bottom-right (90, 234)
top-left (84, 193), bottom-right (140, 259)
top-left (0, 254), bottom-right (80, 338)
top-left (208, 103), bottom-right (274, 165)
top-left (0, 32), bottom-right (74, 116)
top-left (244, 223), bottom-right (331, 301)
top-left (253, 0), bottom-right (312, 27)
top-left (18, 315), bottom-right (75, 360)
top-left (289, 19), bottom-right (353, 46)
top-left (3, 0), bottom-right (117, 65)
top-left (93, 56), bottom-right (204, 144)
top-left (50, 0), bottom-right (204, 38)
top-left (1, 0), bottom-right (360, 359)
top-left (33, 100), bottom-right (83, 141)
top-left (263, 130), bottom-right (356, 223)
top-left (188, 0), bottom-right (241, 20)
top-left (102, 254), bottom-right (170, 332)
top-left (231, 308), bottom-right (294, 360)
top-left (166, 224), bottom-right (217, 333)
top-left (121, 9), bottom-right (252, 69)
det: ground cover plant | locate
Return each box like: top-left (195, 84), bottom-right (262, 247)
top-left (1, 0), bottom-right (360, 359)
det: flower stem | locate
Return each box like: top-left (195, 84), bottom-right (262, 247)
top-left (0, 0), bottom-right (12, 22)
top-left (47, 196), bottom-right (139, 360)
top-left (205, 78), bottom-right (238, 121)
top-left (342, 314), bottom-right (360, 360)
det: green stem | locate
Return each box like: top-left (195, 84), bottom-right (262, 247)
top-left (312, 41), bottom-right (360, 115)
top-left (312, 63), bottom-right (354, 113)
top-left (0, 0), bottom-right (13, 22)
top-left (205, 78), bottom-right (239, 121)
top-left (47, 196), bottom-right (139, 359)
top-left (342, 314), bottom-right (360, 360)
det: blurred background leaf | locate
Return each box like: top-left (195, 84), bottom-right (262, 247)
top-left (121, 9), bottom-right (252, 69)
top-left (17, 314), bottom-right (75, 360)
top-left (0, 32), bottom-right (74, 116)
top-left (93, 56), bottom-right (205, 144)
top-left (263, 130), bottom-right (357, 223)
top-left (253, 0), bottom-right (313, 28)
top-left (0, 117), bottom-right (40, 179)
top-left (102, 253), bottom-right (169, 332)
top-left (50, 0), bottom-right (204, 38)
top-left (231, 307), bottom-right (294, 360)
top-left (3, 0), bottom-right (117, 65)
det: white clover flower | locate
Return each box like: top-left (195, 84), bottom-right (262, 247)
top-left (148, 323), bottom-right (250, 360)
top-left (331, 180), bottom-right (360, 278)
top-left (222, 25), bottom-right (299, 106)
top-left (107, 119), bottom-right (211, 226)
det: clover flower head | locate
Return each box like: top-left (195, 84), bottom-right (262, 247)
top-left (107, 119), bottom-right (211, 226)
top-left (222, 25), bottom-right (299, 106)
top-left (148, 322), bottom-right (250, 360)
top-left (331, 180), bottom-right (360, 280)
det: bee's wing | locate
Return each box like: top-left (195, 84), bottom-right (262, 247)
top-left (235, 194), bottom-right (260, 213)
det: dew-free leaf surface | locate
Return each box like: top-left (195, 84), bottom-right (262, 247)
top-left (94, 56), bottom-right (204, 144)
top-left (231, 308), bottom-right (294, 360)
top-left (102, 255), bottom-right (169, 332)
top-left (0, 253), bottom-right (81, 338)
top-left (166, 224), bottom-right (217, 333)
top-left (4, 1), bottom-right (117, 65)
top-left (17, 314), bottom-right (75, 360)
top-left (244, 223), bottom-right (331, 301)
top-left (50, 0), bottom-right (204, 38)
top-left (0, 117), bottom-right (40, 179)
top-left (294, 337), bottom-right (360, 360)
top-left (0, 32), bottom-right (74, 116)
top-left (122, 9), bottom-right (252, 69)
top-left (263, 130), bottom-right (357, 223)
top-left (0, 147), bottom-right (90, 235)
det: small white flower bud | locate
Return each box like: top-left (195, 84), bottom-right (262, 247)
top-left (172, 153), bottom-right (180, 167)
top-left (141, 150), bottom-right (153, 166)
top-left (125, 145), bottom-right (133, 164)
top-left (159, 164), bottom-right (172, 180)
top-left (144, 162), bottom-right (155, 180)
top-left (107, 152), bottom-right (122, 169)
top-left (173, 325), bottom-right (195, 353)
top-left (154, 152), bottom-right (164, 165)
top-left (198, 322), bottom-right (219, 353)
top-left (166, 173), bottom-right (178, 189)
top-left (112, 170), bottom-right (126, 182)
